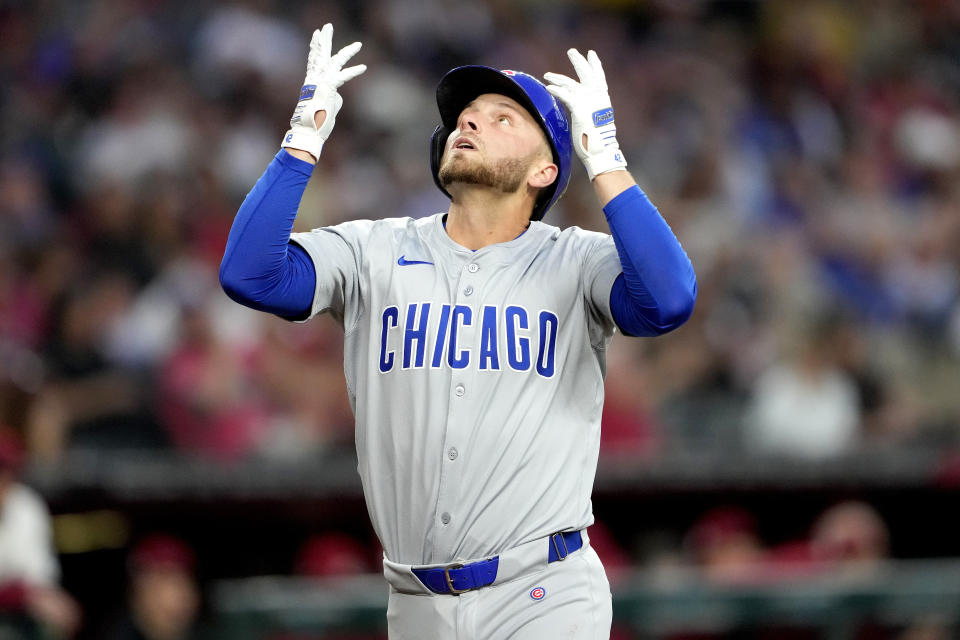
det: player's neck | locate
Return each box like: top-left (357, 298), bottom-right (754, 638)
top-left (445, 190), bottom-right (533, 250)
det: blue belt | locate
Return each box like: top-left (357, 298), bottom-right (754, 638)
top-left (411, 530), bottom-right (583, 595)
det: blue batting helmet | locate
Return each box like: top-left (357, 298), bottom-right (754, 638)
top-left (430, 66), bottom-right (572, 222)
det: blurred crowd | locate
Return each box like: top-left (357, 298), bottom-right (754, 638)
top-left (1, 0), bottom-right (959, 465)
top-left (1, 0), bottom-right (960, 636)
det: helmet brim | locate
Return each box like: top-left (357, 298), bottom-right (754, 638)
top-left (437, 66), bottom-right (549, 137)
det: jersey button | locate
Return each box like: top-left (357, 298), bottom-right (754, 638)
top-left (448, 447), bottom-right (458, 460)
top-left (463, 285), bottom-right (473, 296)
top-left (441, 512), bottom-right (451, 525)
top-left (467, 263), bottom-right (479, 273)
top-left (455, 384), bottom-right (465, 397)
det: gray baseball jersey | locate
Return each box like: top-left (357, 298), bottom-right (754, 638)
top-left (291, 212), bottom-right (621, 566)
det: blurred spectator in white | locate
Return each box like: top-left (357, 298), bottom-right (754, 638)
top-left (744, 315), bottom-right (861, 458)
top-left (0, 431), bottom-right (81, 638)
top-left (73, 69), bottom-right (194, 190)
top-left (103, 258), bottom-right (216, 370)
top-left (102, 252), bottom-right (264, 371)
top-left (894, 107), bottom-right (960, 175)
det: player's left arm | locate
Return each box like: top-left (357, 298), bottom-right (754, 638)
top-left (545, 50), bottom-right (697, 336)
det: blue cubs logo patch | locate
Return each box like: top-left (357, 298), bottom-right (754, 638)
top-left (592, 108), bottom-right (614, 126)
top-left (530, 586), bottom-right (545, 601)
top-left (299, 84), bottom-right (317, 101)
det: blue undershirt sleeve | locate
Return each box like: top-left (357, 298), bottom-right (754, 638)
top-left (604, 185), bottom-right (697, 337)
top-left (219, 150), bottom-right (318, 320)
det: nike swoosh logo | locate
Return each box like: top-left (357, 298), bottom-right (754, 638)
top-left (398, 255), bottom-right (434, 266)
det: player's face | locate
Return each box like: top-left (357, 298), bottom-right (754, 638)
top-left (438, 93), bottom-right (554, 194)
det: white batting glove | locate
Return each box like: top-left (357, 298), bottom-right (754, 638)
top-left (281, 23), bottom-right (366, 160)
top-left (544, 49), bottom-right (627, 181)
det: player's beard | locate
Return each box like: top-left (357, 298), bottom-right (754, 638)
top-left (438, 150), bottom-right (536, 194)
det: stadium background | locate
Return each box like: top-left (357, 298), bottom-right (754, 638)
top-left (1, 0), bottom-right (959, 638)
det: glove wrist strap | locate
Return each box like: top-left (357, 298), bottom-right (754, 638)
top-left (585, 146), bottom-right (627, 181)
top-left (281, 128), bottom-right (324, 160)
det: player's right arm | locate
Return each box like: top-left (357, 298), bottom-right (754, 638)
top-left (218, 24), bottom-right (365, 320)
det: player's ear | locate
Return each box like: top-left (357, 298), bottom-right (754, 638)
top-left (527, 161), bottom-right (558, 190)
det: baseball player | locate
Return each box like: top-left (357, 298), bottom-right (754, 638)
top-left (220, 24), bottom-right (696, 640)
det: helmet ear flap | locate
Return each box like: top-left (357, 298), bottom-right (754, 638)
top-left (430, 124), bottom-right (452, 198)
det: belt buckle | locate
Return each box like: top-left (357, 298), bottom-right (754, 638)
top-left (551, 532), bottom-right (570, 561)
top-left (443, 563), bottom-right (468, 594)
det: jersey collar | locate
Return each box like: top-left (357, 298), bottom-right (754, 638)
top-left (432, 213), bottom-right (545, 256)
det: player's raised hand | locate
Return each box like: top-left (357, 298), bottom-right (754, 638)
top-left (281, 23), bottom-right (367, 160)
top-left (544, 49), bottom-right (627, 181)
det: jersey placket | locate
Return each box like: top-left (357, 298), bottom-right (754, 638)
top-left (430, 257), bottom-right (483, 561)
